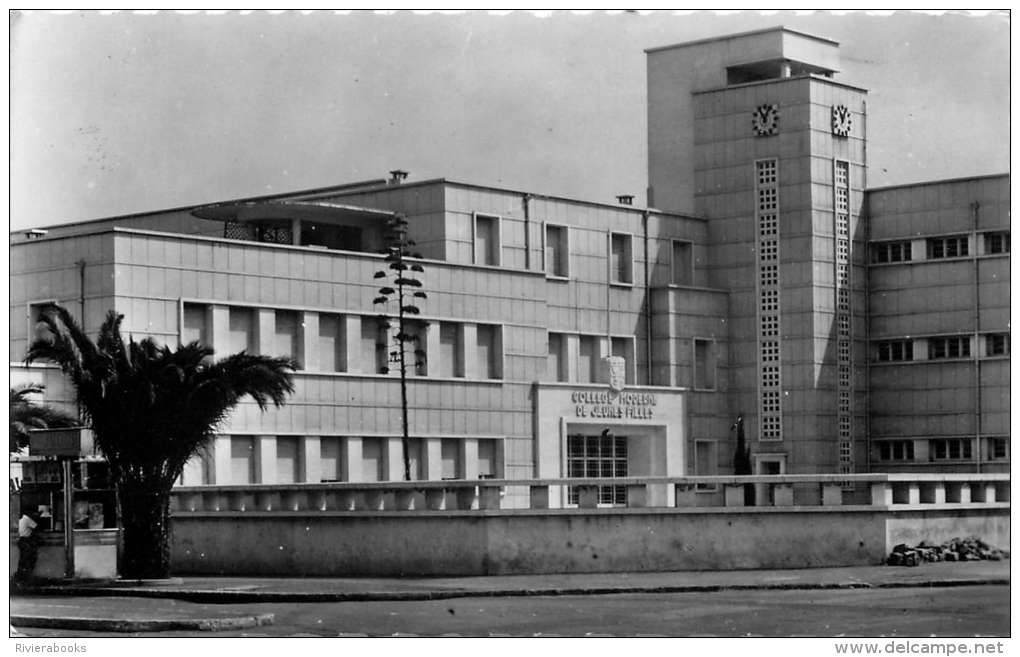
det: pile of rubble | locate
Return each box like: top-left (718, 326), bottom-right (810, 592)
top-left (887, 537), bottom-right (1009, 566)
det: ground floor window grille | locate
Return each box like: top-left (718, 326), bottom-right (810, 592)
top-left (567, 433), bottom-right (627, 506)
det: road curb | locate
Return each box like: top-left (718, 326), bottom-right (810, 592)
top-left (15, 577), bottom-right (1009, 604)
top-left (10, 612), bottom-right (274, 633)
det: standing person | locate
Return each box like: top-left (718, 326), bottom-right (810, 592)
top-left (16, 509), bottom-right (40, 581)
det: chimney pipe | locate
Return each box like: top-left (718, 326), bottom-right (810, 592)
top-left (390, 170), bottom-right (409, 184)
top-left (616, 195), bottom-right (634, 206)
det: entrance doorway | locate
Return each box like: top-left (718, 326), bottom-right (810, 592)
top-left (566, 432), bottom-right (628, 506)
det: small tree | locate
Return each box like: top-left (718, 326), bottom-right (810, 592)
top-left (10, 383), bottom-right (80, 453)
top-left (732, 414), bottom-right (755, 505)
top-left (26, 306), bottom-right (296, 578)
top-left (373, 213), bottom-right (427, 481)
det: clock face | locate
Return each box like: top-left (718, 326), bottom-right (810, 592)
top-left (832, 105), bottom-right (852, 137)
top-left (752, 104), bottom-right (779, 137)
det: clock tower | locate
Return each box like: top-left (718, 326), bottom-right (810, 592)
top-left (647, 28), bottom-right (868, 477)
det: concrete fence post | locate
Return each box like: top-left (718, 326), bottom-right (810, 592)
top-left (455, 486), bottom-right (477, 510)
top-left (626, 484), bottom-right (648, 508)
top-left (478, 486), bottom-right (502, 510)
top-left (395, 489), bottom-right (415, 511)
top-left (530, 485), bottom-right (550, 509)
top-left (724, 485), bottom-right (745, 507)
top-left (822, 484), bottom-right (843, 506)
top-left (870, 482), bottom-right (892, 507)
top-left (674, 484), bottom-right (698, 507)
top-left (773, 484), bottom-right (794, 507)
top-left (425, 488), bottom-right (446, 510)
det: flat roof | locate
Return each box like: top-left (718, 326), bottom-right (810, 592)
top-left (867, 173), bottom-right (1009, 193)
top-left (644, 25), bottom-right (839, 54)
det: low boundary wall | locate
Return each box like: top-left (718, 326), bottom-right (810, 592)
top-left (170, 505), bottom-right (1009, 577)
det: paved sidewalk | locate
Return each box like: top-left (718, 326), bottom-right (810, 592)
top-left (10, 560), bottom-right (1010, 633)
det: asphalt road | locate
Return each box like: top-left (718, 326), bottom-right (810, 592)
top-left (13, 585), bottom-right (1010, 638)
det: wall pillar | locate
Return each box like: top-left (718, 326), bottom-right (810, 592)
top-left (344, 316), bottom-right (362, 373)
top-left (257, 435), bottom-right (276, 485)
top-left (463, 324), bottom-right (479, 379)
top-left (303, 436), bottom-right (321, 484)
top-left (341, 437), bottom-right (363, 482)
top-left (256, 308), bottom-right (275, 356)
top-left (460, 438), bottom-right (479, 480)
top-left (208, 305), bottom-right (230, 360)
top-left (213, 435), bottom-right (232, 486)
top-left (385, 437), bottom-right (404, 481)
top-left (422, 438), bottom-right (443, 481)
top-left (301, 311), bottom-right (319, 372)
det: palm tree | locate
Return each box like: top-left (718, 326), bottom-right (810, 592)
top-left (26, 305), bottom-right (296, 579)
top-left (10, 383), bottom-right (80, 453)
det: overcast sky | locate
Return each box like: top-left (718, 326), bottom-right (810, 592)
top-left (9, 10), bottom-right (1010, 231)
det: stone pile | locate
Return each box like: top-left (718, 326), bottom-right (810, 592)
top-left (887, 537), bottom-right (1009, 566)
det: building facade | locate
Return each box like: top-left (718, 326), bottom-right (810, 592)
top-left (10, 28), bottom-right (1009, 506)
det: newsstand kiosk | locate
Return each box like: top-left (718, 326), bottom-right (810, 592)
top-left (10, 428), bottom-right (119, 579)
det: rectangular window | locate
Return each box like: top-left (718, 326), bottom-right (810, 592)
top-left (928, 336), bottom-right (971, 360)
top-left (757, 188), bottom-right (778, 212)
top-left (545, 224), bottom-right (569, 278)
top-left (989, 438), bottom-right (1008, 461)
top-left (930, 438), bottom-right (973, 461)
top-left (876, 340), bottom-right (914, 362)
top-left (228, 307), bottom-right (255, 355)
top-left (872, 241), bottom-right (912, 263)
top-left (694, 339), bottom-right (716, 390)
top-left (475, 213), bottom-right (500, 266)
top-left (475, 324), bottom-right (501, 379)
top-left (319, 437), bottom-right (342, 482)
top-left (985, 333), bottom-right (1010, 357)
top-left (318, 314), bottom-right (344, 373)
top-left (610, 233), bottom-right (633, 284)
top-left (361, 437), bottom-right (384, 482)
top-left (694, 440), bottom-right (718, 491)
top-left (577, 335), bottom-right (598, 384)
top-left (230, 436), bottom-right (256, 484)
top-left (441, 439), bottom-right (459, 480)
top-left (548, 332), bottom-right (567, 382)
top-left (671, 240), bottom-right (693, 286)
top-left (478, 440), bottom-right (498, 479)
top-left (362, 316), bottom-right (387, 374)
top-left (566, 433), bottom-right (628, 506)
top-left (927, 236), bottom-right (969, 259)
top-left (182, 304), bottom-right (208, 347)
top-left (984, 232), bottom-right (1010, 254)
top-left (275, 310), bottom-right (300, 366)
top-left (276, 436), bottom-right (300, 484)
top-left (439, 322), bottom-right (463, 378)
top-left (761, 415), bottom-right (782, 440)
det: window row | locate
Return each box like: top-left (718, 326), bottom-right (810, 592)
top-left (871, 231), bottom-right (1010, 264)
top-left (182, 304), bottom-right (504, 379)
top-left (874, 437), bottom-right (1008, 463)
top-left (874, 334), bottom-right (1009, 362)
top-left (547, 333), bottom-right (638, 385)
top-left (484, 215), bottom-right (697, 286)
top-left (181, 435), bottom-right (502, 486)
